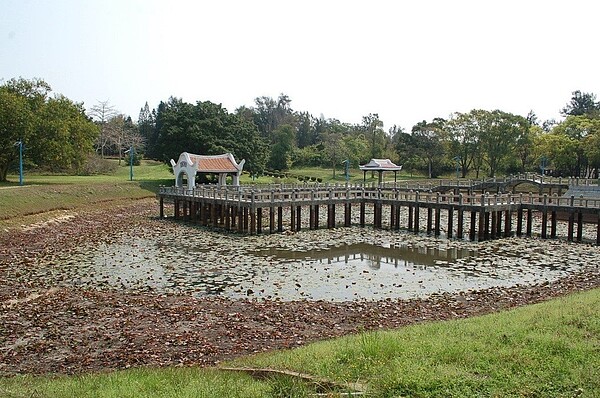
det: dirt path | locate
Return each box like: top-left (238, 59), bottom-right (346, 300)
top-left (1, 198), bottom-right (599, 376)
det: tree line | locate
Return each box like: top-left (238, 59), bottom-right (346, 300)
top-left (1, 76), bottom-right (599, 182)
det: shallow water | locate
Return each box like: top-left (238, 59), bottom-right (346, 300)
top-left (45, 222), bottom-right (600, 302)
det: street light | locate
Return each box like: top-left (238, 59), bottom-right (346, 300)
top-left (125, 146), bottom-right (134, 181)
top-left (540, 156), bottom-right (547, 176)
top-left (14, 140), bottom-right (23, 186)
top-left (342, 159), bottom-right (350, 182)
top-left (453, 156), bottom-right (461, 179)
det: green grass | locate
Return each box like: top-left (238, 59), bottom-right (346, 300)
top-left (2, 289), bottom-right (598, 397)
top-left (232, 288), bottom-right (600, 397)
top-left (0, 160), bottom-right (173, 222)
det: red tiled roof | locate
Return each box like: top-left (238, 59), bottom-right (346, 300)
top-left (189, 154), bottom-right (239, 173)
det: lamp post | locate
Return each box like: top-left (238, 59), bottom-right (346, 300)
top-left (125, 146), bottom-right (134, 181)
top-left (540, 156), bottom-right (547, 176)
top-left (453, 156), bottom-right (461, 179)
top-left (14, 140), bottom-right (23, 186)
top-left (343, 159), bottom-right (350, 182)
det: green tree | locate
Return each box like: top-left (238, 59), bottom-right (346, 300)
top-left (478, 110), bottom-right (526, 177)
top-left (30, 95), bottom-right (98, 172)
top-left (552, 115), bottom-right (600, 177)
top-left (561, 90), bottom-right (599, 117)
top-left (445, 112), bottom-right (480, 177)
top-left (138, 102), bottom-right (156, 158)
top-left (0, 87), bottom-right (33, 181)
top-left (536, 132), bottom-right (578, 176)
top-left (268, 124), bottom-right (296, 171)
top-left (411, 118), bottom-right (446, 178)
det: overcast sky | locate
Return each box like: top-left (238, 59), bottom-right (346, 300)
top-left (2, 0), bottom-right (598, 130)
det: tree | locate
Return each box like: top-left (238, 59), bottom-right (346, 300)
top-left (138, 102), bottom-right (156, 158)
top-left (411, 119), bottom-right (446, 178)
top-left (551, 115), bottom-right (600, 177)
top-left (362, 113), bottom-right (386, 160)
top-left (268, 124), bottom-right (295, 171)
top-left (0, 87), bottom-right (33, 181)
top-left (561, 90), bottom-right (599, 117)
top-left (89, 100), bottom-right (118, 157)
top-left (29, 95), bottom-right (98, 172)
top-left (445, 112), bottom-right (480, 177)
top-left (152, 97), bottom-right (268, 176)
top-left (536, 133), bottom-right (578, 176)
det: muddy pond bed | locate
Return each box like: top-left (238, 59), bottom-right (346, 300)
top-left (44, 221), bottom-right (600, 301)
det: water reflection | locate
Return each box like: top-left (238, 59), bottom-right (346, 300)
top-left (252, 243), bottom-right (477, 270)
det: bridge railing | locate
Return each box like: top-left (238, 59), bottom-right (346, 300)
top-left (159, 186), bottom-right (600, 210)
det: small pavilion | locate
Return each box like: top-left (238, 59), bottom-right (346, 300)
top-left (170, 152), bottom-right (245, 188)
top-left (359, 158), bottom-right (402, 186)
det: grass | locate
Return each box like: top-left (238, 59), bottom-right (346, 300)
top-left (231, 288), bottom-right (600, 397)
top-left (0, 160), bottom-right (173, 224)
top-left (2, 289), bottom-right (598, 397)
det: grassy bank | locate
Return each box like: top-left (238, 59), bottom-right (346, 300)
top-left (0, 161), bottom-right (173, 224)
top-left (2, 288), bottom-right (598, 397)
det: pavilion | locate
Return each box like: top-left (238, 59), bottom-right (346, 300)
top-left (359, 158), bottom-right (402, 186)
top-left (170, 152), bottom-right (245, 187)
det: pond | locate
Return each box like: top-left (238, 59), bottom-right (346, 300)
top-left (47, 223), bottom-right (600, 302)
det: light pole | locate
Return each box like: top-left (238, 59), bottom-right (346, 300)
top-left (540, 156), bottom-right (547, 176)
top-left (342, 159), bottom-right (350, 182)
top-left (14, 140), bottom-right (23, 186)
top-left (125, 146), bottom-right (134, 181)
top-left (453, 156), bottom-right (461, 179)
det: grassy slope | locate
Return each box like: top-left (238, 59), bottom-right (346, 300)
top-left (0, 161), bottom-right (173, 224)
top-left (2, 289), bottom-right (598, 397)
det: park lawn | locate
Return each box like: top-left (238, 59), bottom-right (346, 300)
top-left (0, 160), bottom-right (173, 227)
top-left (1, 288), bottom-right (598, 397)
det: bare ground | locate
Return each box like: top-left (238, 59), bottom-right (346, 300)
top-left (1, 199), bottom-right (599, 376)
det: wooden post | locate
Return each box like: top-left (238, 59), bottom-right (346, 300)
top-left (408, 205), bottom-right (413, 231)
top-left (269, 207), bottom-right (275, 234)
top-left (211, 202), bottom-right (217, 226)
top-left (577, 212), bottom-right (583, 242)
top-left (359, 202), bottom-right (365, 227)
top-left (496, 211), bottom-right (502, 237)
top-left (256, 209), bottom-right (262, 234)
top-left (174, 199), bottom-right (179, 220)
top-left (504, 210), bottom-right (511, 238)
top-left (250, 207), bottom-right (256, 235)
top-left (414, 205), bottom-right (420, 233)
top-left (290, 205), bottom-right (296, 232)
top-left (516, 207), bottom-right (523, 236)
top-left (457, 208), bottom-right (464, 239)
top-left (550, 210), bottom-right (557, 238)
top-left (541, 208), bottom-right (548, 239)
top-left (491, 211), bottom-right (497, 239)
top-left (484, 211), bottom-right (490, 240)
top-left (314, 205), bottom-right (320, 229)
top-left (278, 206), bottom-right (283, 233)
top-left (447, 208), bottom-right (454, 238)
top-left (526, 209), bottom-right (533, 237)
top-left (434, 207), bottom-right (441, 237)
top-left (470, 211), bottom-right (477, 241)
top-left (395, 204), bottom-right (401, 231)
top-left (426, 207), bottom-right (433, 234)
top-left (389, 204), bottom-right (395, 229)
top-left (296, 205), bottom-right (302, 231)
top-left (159, 197), bottom-right (164, 218)
top-left (225, 206), bottom-right (231, 230)
top-left (345, 203), bottom-right (352, 227)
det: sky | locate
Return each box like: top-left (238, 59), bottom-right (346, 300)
top-left (2, 0), bottom-right (599, 130)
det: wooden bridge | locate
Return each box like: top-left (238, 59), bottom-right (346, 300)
top-left (158, 179), bottom-right (600, 245)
